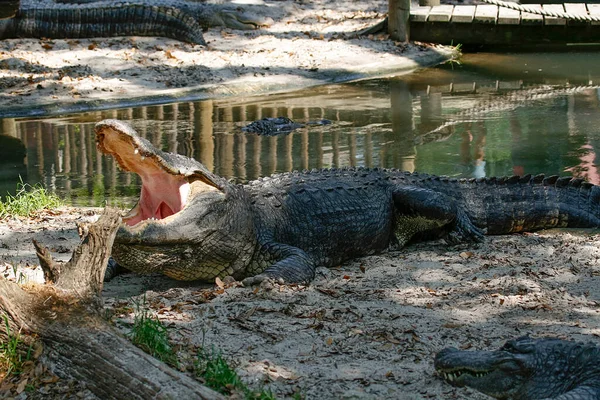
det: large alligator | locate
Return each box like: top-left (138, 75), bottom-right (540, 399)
top-left (435, 336), bottom-right (600, 399)
top-left (0, 0), bottom-right (270, 44)
top-left (95, 119), bottom-right (600, 284)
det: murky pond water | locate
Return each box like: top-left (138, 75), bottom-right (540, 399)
top-left (2, 51), bottom-right (600, 206)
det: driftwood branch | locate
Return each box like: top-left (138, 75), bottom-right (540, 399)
top-left (0, 207), bottom-right (223, 399)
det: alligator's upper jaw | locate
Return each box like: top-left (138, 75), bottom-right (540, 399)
top-left (95, 119), bottom-right (204, 228)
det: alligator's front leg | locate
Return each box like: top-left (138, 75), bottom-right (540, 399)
top-left (392, 186), bottom-right (484, 245)
top-left (243, 241), bottom-right (315, 286)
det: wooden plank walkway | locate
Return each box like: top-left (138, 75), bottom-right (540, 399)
top-left (409, 3), bottom-right (600, 46)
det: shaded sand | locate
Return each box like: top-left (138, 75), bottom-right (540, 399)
top-left (1, 207), bottom-right (599, 399)
top-left (0, 0), bottom-right (453, 117)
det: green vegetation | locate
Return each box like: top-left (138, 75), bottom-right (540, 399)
top-left (0, 179), bottom-right (62, 219)
top-left (127, 299), bottom-right (277, 398)
top-left (0, 314), bottom-right (32, 379)
top-left (195, 347), bottom-right (276, 399)
top-left (129, 301), bottom-right (178, 367)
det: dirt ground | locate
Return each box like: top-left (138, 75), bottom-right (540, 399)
top-left (0, 0), bottom-right (453, 117)
top-left (2, 207), bottom-right (600, 399)
top-left (1, 0), bottom-right (599, 399)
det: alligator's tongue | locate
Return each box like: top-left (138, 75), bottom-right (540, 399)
top-left (123, 172), bottom-right (190, 226)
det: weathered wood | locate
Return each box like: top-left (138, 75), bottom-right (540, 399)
top-left (497, 7), bottom-right (520, 25)
top-left (564, 4), bottom-right (587, 26)
top-left (474, 5), bottom-right (498, 24)
top-left (451, 5), bottom-right (475, 23)
top-left (0, 208), bottom-right (224, 400)
top-left (588, 4), bottom-right (600, 25)
top-left (428, 5), bottom-right (453, 22)
top-left (521, 4), bottom-right (544, 25)
top-left (388, 0), bottom-right (411, 42)
top-left (409, 19), bottom-right (600, 47)
top-left (410, 6), bottom-right (431, 22)
top-left (419, 0), bottom-right (439, 6)
top-left (543, 4), bottom-right (566, 25)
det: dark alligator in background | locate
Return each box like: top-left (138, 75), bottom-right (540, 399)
top-left (95, 119), bottom-right (600, 285)
top-left (47, 0), bottom-right (272, 30)
top-left (0, 0), bottom-right (271, 44)
top-left (242, 117), bottom-right (332, 136)
top-left (0, 4), bottom-right (207, 44)
top-left (435, 336), bottom-right (600, 399)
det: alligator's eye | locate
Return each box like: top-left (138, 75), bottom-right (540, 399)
top-left (502, 337), bottom-right (535, 354)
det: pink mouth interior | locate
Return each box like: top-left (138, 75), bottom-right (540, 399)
top-left (124, 172), bottom-right (190, 226)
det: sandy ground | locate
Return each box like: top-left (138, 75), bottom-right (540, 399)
top-left (3, 1), bottom-right (598, 399)
top-left (0, 0), bottom-right (453, 118)
top-left (2, 207), bottom-right (600, 399)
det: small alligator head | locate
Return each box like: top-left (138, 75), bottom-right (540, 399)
top-left (435, 336), bottom-right (600, 399)
top-left (216, 6), bottom-right (273, 30)
top-left (95, 119), bottom-right (255, 281)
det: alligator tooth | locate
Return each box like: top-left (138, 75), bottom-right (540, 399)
top-left (134, 148), bottom-right (139, 155)
top-left (140, 156), bottom-right (146, 161)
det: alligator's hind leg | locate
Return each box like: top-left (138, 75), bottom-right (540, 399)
top-left (392, 186), bottom-right (484, 245)
top-left (242, 242), bottom-right (315, 286)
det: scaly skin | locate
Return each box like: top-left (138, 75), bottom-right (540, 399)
top-left (95, 119), bottom-right (600, 284)
top-left (241, 117), bottom-right (332, 136)
top-left (23, 0), bottom-right (273, 30)
top-left (0, 3), bottom-right (207, 44)
top-left (435, 336), bottom-right (600, 400)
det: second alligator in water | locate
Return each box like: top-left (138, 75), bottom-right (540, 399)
top-left (435, 336), bottom-right (600, 399)
top-left (242, 117), bottom-right (331, 136)
top-left (95, 119), bottom-right (600, 284)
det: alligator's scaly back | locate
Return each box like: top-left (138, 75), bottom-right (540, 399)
top-left (25, 0), bottom-right (273, 30)
top-left (0, 4), bottom-right (206, 44)
top-left (95, 119), bottom-right (600, 284)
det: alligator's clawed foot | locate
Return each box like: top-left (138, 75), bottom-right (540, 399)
top-left (242, 274), bottom-right (284, 287)
top-left (446, 211), bottom-right (485, 244)
top-left (104, 257), bottom-right (124, 282)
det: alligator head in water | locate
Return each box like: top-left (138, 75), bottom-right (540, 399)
top-left (95, 119), bottom-right (256, 281)
top-left (435, 336), bottom-right (600, 399)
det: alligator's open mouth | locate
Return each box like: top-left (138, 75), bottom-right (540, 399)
top-left (95, 119), bottom-right (220, 228)
top-left (438, 368), bottom-right (491, 386)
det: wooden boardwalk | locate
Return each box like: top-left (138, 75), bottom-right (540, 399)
top-left (409, 3), bottom-right (600, 46)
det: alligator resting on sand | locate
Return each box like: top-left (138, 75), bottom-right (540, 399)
top-left (95, 119), bottom-right (600, 284)
top-left (0, 0), bottom-right (271, 44)
top-left (435, 336), bottom-right (600, 399)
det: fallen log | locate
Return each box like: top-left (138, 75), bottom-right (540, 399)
top-left (0, 207), bottom-right (223, 400)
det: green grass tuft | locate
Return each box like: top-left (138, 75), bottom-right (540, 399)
top-left (195, 347), bottom-right (276, 399)
top-left (129, 301), bottom-right (178, 367)
top-left (0, 178), bottom-right (62, 219)
top-left (0, 314), bottom-right (32, 379)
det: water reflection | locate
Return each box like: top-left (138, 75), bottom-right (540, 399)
top-left (2, 52), bottom-right (600, 206)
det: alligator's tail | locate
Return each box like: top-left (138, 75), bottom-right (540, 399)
top-left (421, 174), bottom-right (600, 235)
top-left (0, 5), bottom-right (206, 45)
